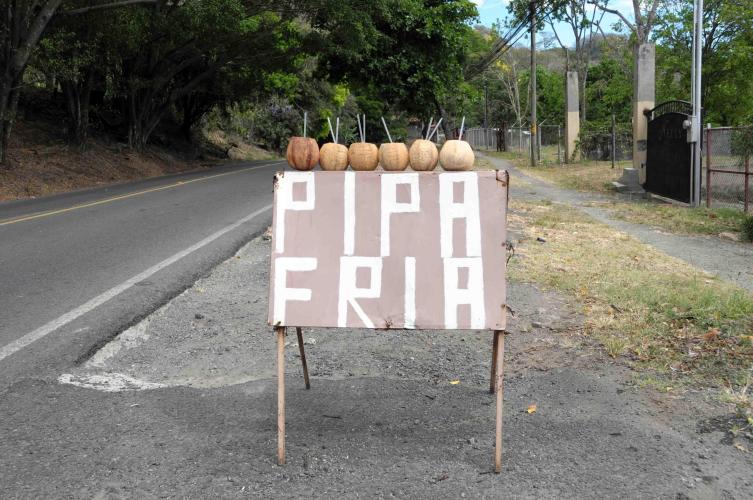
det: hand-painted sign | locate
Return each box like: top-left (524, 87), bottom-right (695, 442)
top-left (268, 170), bottom-right (508, 330)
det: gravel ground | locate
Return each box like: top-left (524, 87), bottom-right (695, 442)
top-left (11, 231), bottom-right (745, 498)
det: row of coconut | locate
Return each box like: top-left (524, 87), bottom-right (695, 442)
top-left (286, 114), bottom-right (474, 172)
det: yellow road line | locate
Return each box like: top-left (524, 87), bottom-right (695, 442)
top-left (0, 162), bottom-right (282, 227)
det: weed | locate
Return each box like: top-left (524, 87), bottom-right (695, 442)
top-left (741, 215), bottom-right (753, 242)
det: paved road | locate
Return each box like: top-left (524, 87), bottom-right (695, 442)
top-left (0, 160), bottom-right (284, 385)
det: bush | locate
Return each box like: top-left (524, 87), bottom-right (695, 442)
top-left (741, 215), bottom-right (753, 242)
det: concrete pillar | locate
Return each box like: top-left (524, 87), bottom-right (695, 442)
top-left (633, 43), bottom-right (655, 183)
top-left (565, 71), bottom-right (579, 162)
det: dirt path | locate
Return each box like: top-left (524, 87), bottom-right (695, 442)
top-left (481, 153), bottom-right (753, 293)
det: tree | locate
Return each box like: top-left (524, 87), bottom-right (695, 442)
top-left (654, 0), bottom-right (753, 125)
top-left (0, 0), bottom-right (157, 164)
top-left (546, 0), bottom-right (606, 121)
top-left (306, 0), bottom-right (479, 139)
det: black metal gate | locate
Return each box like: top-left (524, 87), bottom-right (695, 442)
top-left (645, 101), bottom-right (693, 203)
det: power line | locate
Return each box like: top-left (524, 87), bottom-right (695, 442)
top-left (466, 4), bottom-right (552, 79)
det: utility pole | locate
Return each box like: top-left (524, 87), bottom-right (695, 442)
top-left (484, 78), bottom-right (489, 149)
top-left (690, 0), bottom-right (704, 206)
top-left (612, 113), bottom-right (617, 168)
top-left (530, 0), bottom-right (537, 167)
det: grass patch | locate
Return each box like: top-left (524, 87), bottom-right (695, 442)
top-left (508, 199), bottom-right (753, 388)
top-left (742, 215), bottom-right (753, 242)
top-left (605, 201), bottom-right (749, 236)
top-left (488, 151), bottom-right (628, 193)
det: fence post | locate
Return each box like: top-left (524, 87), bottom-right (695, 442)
top-left (706, 125), bottom-right (711, 209)
top-left (557, 125), bottom-right (562, 164)
top-left (611, 114), bottom-right (616, 169)
top-left (519, 128), bottom-right (523, 154)
top-left (745, 155), bottom-right (750, 213)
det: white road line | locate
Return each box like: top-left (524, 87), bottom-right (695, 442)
top-left (0, 204), bottom-right (272, 363)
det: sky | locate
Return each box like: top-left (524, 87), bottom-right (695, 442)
top-left (471, 0), bottom-right (633, 48)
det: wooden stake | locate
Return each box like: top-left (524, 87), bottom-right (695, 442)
top-left (336, 117), bottom-right (340, 144)
top-left (276, 326), bottom-right (286, 465)
top-left (494, 330), bottom-right (506, 473)
top-left (426, 117), bottom-right (433, 140)
top-left (490, 331), bottom-right (499, 394)
top-left (303, 112), bottom-right (307, 138)
top-left (296, 327), bottom-right (310, 389)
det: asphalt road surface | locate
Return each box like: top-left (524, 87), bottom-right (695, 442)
top-left (0, 160), bottom-right (284, 385)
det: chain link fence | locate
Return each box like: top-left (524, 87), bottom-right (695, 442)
top-left (705, 126), bottom-right (752, 212)
top-left (578, 129), bottom-right (633, 162)
top-left (465, 124), bottom-right (564, 163)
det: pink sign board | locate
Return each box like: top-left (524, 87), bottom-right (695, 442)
top-left (268, 170), bottom-right (508, 330)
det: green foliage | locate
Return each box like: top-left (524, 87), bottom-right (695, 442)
top-left (585, 56), bottom-right (633, 126)
top-left (655, 0), bottom-right (753, 125)
top-left (730, 127), bottom-right (753, 163)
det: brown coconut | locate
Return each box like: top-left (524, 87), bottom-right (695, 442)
top-left (439, 140), bottom-right (475, 171)
top-left (378, 143), bottom-right (410, 171)
top-left (348, 142), bottom-right (379, 171)
top-left (319, 143), bottom-right (349, 171)
top-left (286, 137), bottom-right (319, 171)
top-left (409, 139), bottom-right (439, 171)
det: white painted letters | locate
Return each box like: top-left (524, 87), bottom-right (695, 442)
top-left (443, 257), bottom-right (485, 329)
top-left (404, 256), bottom-right (416, 329)
top-left (275, 172), bottom-right (315, 253)
top-left (273, 257), bottom-right (318, 325)
top-left (380, 173), bottom-right (420, 256)
top-left (439, 172), bottom-right (481, 258)
top-left (343, 171), bottom-right (355, 255)
top-left (338, 256), bottom-right (382, 328)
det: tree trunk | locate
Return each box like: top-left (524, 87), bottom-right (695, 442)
top-left (0, 83), bottom-right (11, 165)
top-left (433, 97), bottom-right (452, 140)
top-left (0, 81), bottom-right (20, 166)
top-left (61, 69), bottom-right (94, 148)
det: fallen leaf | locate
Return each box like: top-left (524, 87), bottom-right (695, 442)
top-left (734, 443), bottom-right (748, 453)
top-left (449, 380), bottom-right (460, 385)
top-left (527, 403), bottom-right (537, 414)
top-left (703, 328), bottom-right (720, 342)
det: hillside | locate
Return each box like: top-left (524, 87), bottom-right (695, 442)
top-left (0, 117), bottom-right (277, 203)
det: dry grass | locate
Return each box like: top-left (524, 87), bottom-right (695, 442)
top-left (601, 201), bottom-right (749, 236)
top-left (508, 199), bottom-right (753, 389)
top-left (204, 130), bottom-right (278, 161)
top-left (488, 150), bottom-right (628, 193)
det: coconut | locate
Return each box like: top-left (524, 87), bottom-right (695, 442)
top-left (409, 139), bottom-right (439, 171)
top-left (379, 143), bottom-right (410, 171)
top-left (286, 137), bottom-right (319, 171)
top-left (319, 143), bottom-right (349, 171)
top-left (439, 140), bottom-right (475, 171)
top-left (348, 142), bottom-right (379, 171)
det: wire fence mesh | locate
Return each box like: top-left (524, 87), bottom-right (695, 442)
top-left (464, 125), bottom-right (565, 163)
top-left (578, 128), bottom-right (633, 162)
top-left (705, 126), bottom-right (752, 212)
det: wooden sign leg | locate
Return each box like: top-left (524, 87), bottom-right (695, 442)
top-left (494, 330), bottom-right (506, 474)
top-left (276, 326), bottom-right (286, 466)
top-left (296, 327), bottom-right (311, 389)
top-left (490, 331), bottom-right (499, 394)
